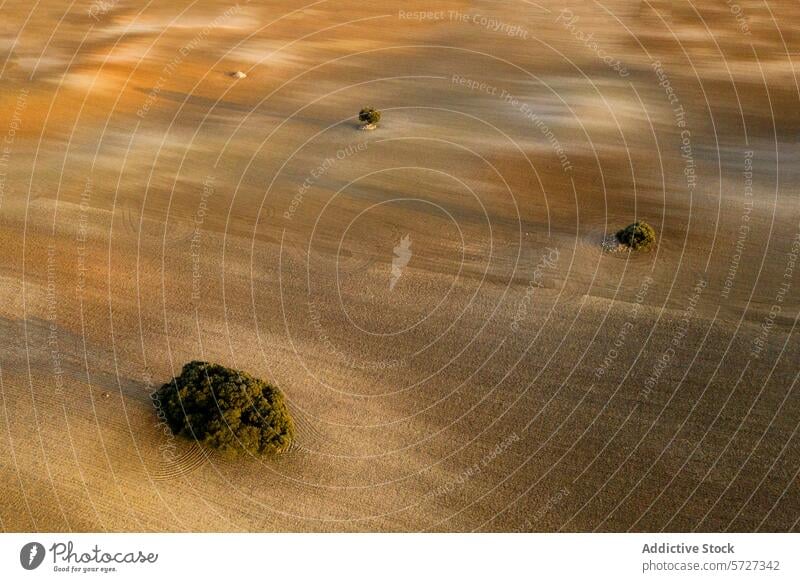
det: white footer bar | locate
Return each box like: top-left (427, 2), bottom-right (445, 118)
top-left (1, 534), bottom-right (796, 581)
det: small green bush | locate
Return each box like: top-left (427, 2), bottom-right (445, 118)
top-left (616, 221), bottom-right (657, 251)
top-left (358, 106), bottom-right (381, 126)
top-left (154, 361), bottom-right (294, 457)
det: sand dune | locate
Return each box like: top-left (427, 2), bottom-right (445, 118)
top-left (0, 0), bottom-right (797, 531)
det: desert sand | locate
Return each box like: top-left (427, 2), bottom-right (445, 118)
top-left (0, 0), bottom-right (797, 531)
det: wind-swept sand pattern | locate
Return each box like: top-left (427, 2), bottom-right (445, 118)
top-left (0, 0), bottom-right (798, 531)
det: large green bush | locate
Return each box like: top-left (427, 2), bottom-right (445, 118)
top-left (154, 361), bottom-right (294, 457)
top-left (616, 221), bottom-right (657, 251)
top-left (358, 106), bottom-right (381, 126)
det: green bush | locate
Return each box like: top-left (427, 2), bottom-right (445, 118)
top-left (616, 221), bottom-right (657, 251)
top-left (358, 106), bottom-right (381, 126)
top-left (154, 361), bottom-right (294, 457)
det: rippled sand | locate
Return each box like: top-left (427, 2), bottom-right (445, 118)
top-left (0, 0), bottom-right (797, 531)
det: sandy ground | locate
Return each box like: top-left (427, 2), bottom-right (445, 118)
top-left (0, 0), bottom-right (798, 531)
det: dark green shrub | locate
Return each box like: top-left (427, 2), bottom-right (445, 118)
top-left (358, 106), bottom-right (381, 126)
top-left (616, 221), bottom-right (657, 251)
top-left (154, 361), bottom-right (294, 457)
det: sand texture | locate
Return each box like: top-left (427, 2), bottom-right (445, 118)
top-left (0, 0), bottom-right (798, 531)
